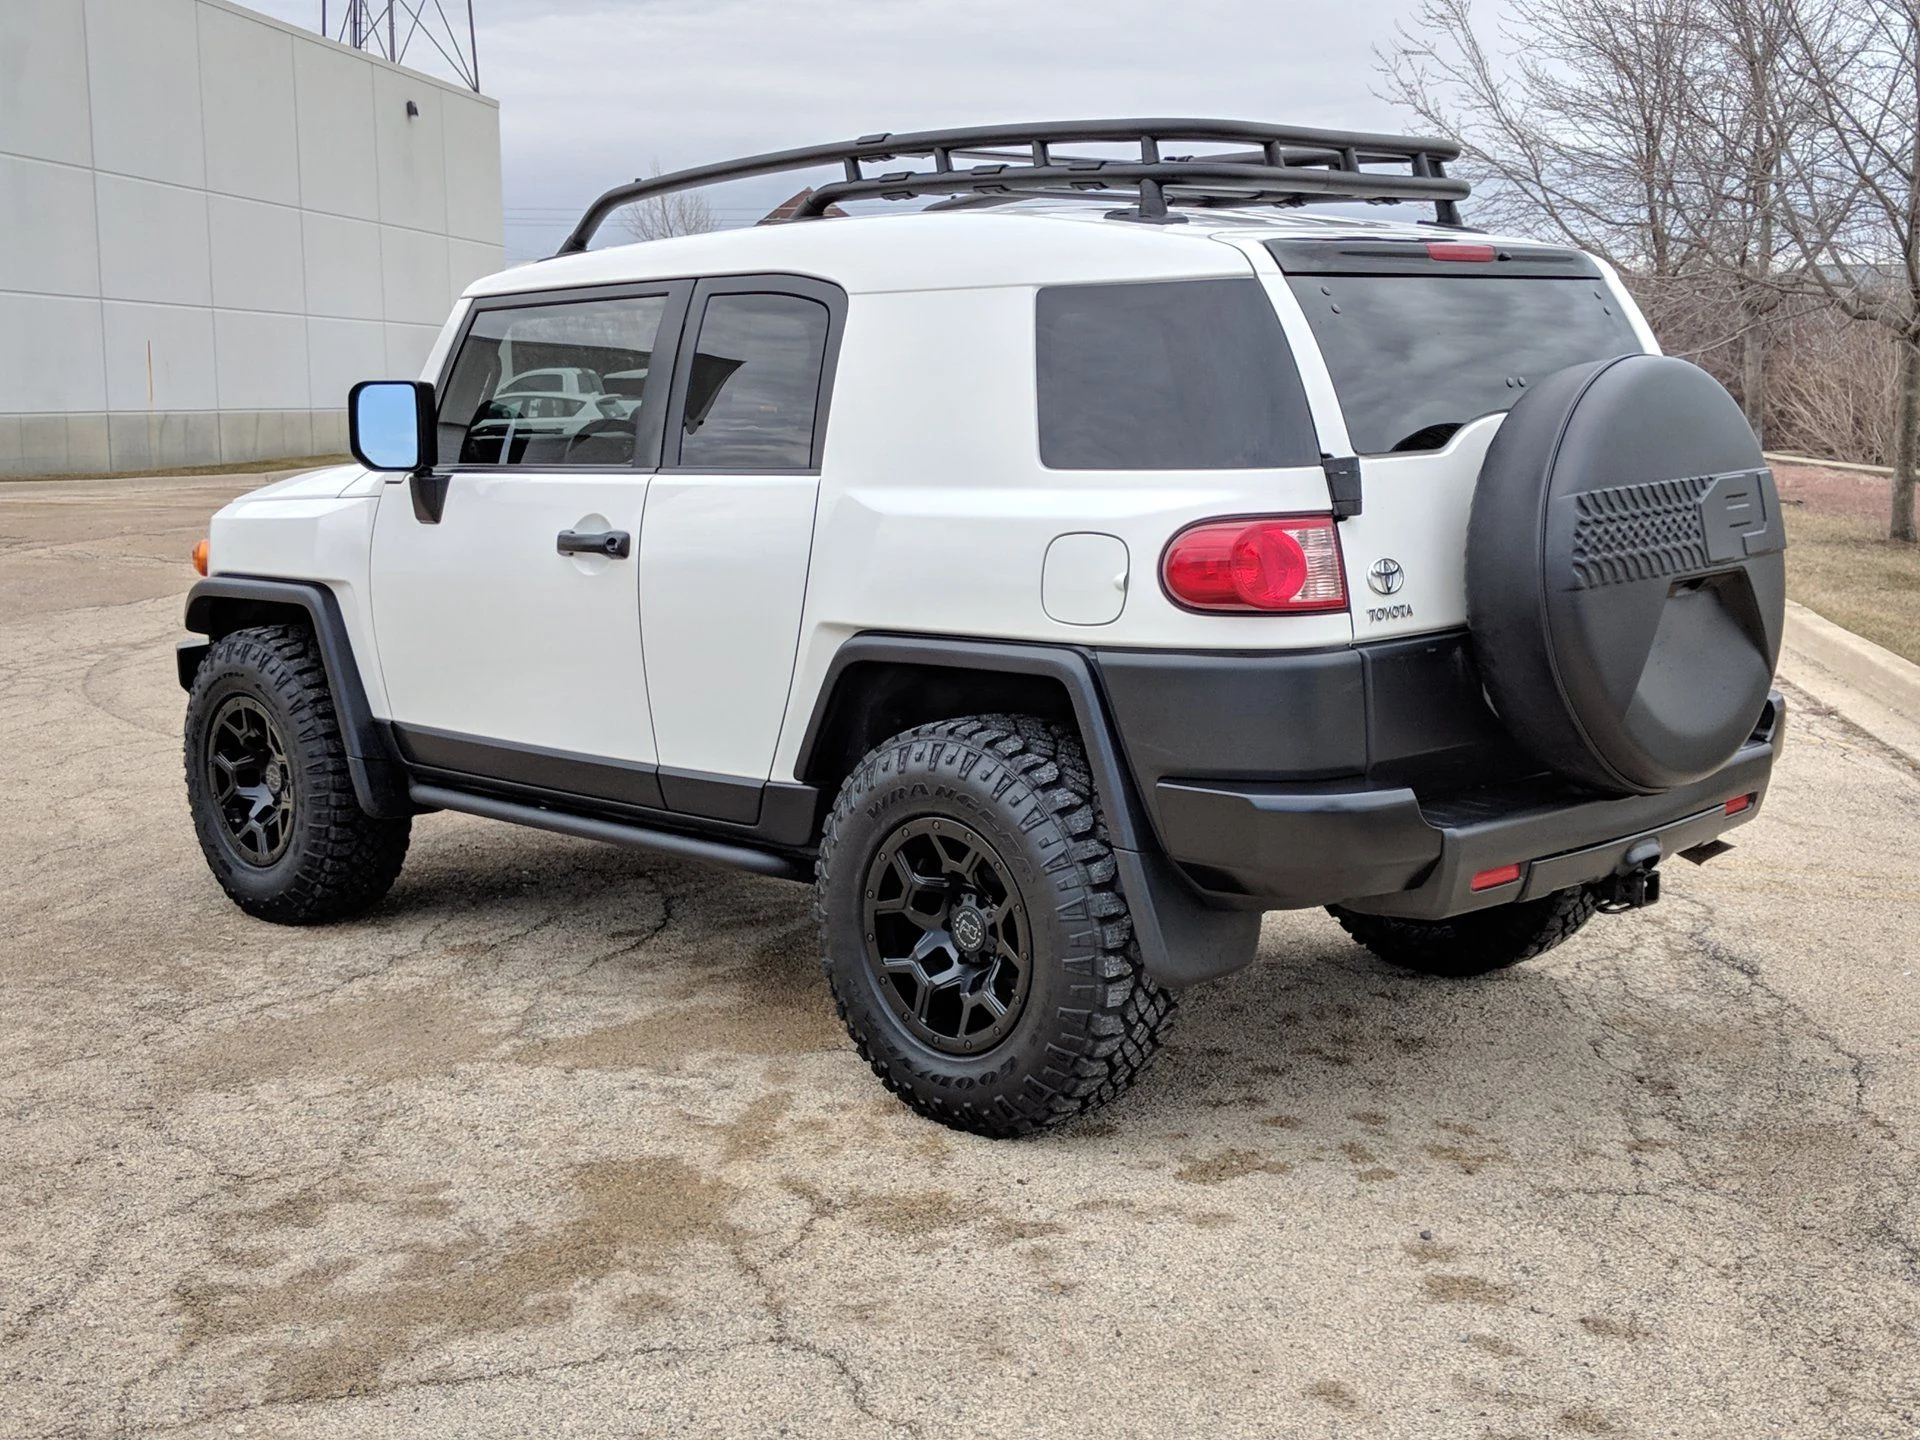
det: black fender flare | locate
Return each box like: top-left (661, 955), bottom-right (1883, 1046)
top-left (181, 576), bottom-right (411, 819)
top-left (795, 633), bottom-right (1260, 987)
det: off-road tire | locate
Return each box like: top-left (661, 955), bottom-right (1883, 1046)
top-left (1328, 886), bottom-right (1599, 978)
top-left (815, 715), bottom-right (1176, 1137)
top-left (185, 624), bottom-right (410, 924)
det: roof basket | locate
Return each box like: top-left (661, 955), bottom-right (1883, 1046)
top-left (555, 118), bottom-right (1470, 256)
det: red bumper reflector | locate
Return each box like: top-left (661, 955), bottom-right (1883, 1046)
top-left (1725, 793), bottom-right (1753, 816)
top-left (1470, 863), bottom-right (1523, 892)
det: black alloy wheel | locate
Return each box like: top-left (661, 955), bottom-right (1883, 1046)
top-left (861, 817), bottom-right (1033, 1055)
top-left (184, 624), bottom-right (410, 924)
top-left (205, 695), bottom-right (296, 866)
top-left (815, 714), bottom-right (1177, 1137)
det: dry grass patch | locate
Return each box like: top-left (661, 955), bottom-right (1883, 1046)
top-left (1783, 507), bottom-right (1920, 666)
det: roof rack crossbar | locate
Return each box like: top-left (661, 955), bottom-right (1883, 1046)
top-left (788, 159), bottom-right (1464, 220)
top-left (555, 118), bottom-right (1469, 255)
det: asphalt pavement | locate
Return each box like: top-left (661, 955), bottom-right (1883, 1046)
top-left (3, 473), bottom-right (1917, 1438)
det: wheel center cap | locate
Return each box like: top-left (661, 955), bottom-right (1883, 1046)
top-left (263, 759), bottom-right (285, 796)
top-left (950, 905), bottom-right (987, 953)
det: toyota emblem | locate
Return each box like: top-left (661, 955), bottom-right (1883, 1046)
top-left (1367, 558), bottom-right (1406, 596)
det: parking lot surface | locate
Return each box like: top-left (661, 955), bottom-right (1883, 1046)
top-left (3, 474), bottom-right (1918, 1439)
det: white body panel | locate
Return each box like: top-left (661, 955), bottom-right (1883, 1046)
top-left (763, 277), bottom-right (1354, 780)
top-left (199, 203), bottom-right (1663, 790)
top-left (1339, 416), bottom-right (1503, 638)
top-left (639, 474), bottom-right (817, 779)
top-left (205, 490), bottom-right (388, 717)
top-left (366, 473), bottom-right (657, 763)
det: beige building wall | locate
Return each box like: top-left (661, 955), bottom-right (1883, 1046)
top-left (0, 0), bottom-right (503, 475)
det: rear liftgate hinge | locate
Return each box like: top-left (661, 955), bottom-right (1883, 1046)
top-left (1322, 455), bottom-right (1362, 520)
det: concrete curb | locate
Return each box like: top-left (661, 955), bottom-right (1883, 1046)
top-left (1778, 600), bottom-right (1920, 766)
top-left (1765, 451), bottom-right (1893, 477)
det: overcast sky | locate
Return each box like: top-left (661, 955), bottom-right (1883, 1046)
top-left (241, 0), bottom-right (1435, 262)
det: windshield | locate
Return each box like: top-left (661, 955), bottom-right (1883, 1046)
top-left (1287, 274), bottom-right (1643, 455)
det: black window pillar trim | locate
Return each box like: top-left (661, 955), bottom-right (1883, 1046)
top-left (181, 576), bottom-right (412, 819)
top-left (793, 632), bottom-right (1262, 987)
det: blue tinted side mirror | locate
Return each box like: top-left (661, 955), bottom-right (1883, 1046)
top-left (348, 380), bottom-right (437, 473)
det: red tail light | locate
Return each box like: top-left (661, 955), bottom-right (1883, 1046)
top-left (1724, 793), bottom-right (1753, 816)
top-left (1161, 516), bottom-right (1347, 613)
top-left (1470, 863), bottom-right (1523, 892)
top-left (1427, 241), bottom-right (1498, 262)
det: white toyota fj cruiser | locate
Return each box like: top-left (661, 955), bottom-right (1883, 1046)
top-left (179, 121), bottom-right (1787, 1136)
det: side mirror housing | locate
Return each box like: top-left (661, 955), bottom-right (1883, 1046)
top-left (348, 380), bottom-right (437, 473)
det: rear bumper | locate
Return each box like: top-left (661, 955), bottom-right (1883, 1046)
top-left (1153, 692), bottom-right (1785, 918)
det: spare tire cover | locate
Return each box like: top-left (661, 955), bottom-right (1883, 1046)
top-left (1467, 354), bottom-right (1785, 795)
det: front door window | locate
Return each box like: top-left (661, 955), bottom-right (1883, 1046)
top-left (437, 295), bottom-right (669, 468)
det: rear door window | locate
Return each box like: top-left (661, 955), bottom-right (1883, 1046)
top-left (1284, 269), bottom-right (1642, 455)
top-left (1036, 278), bottom-right (1319, 470)
top-left (673, 292), bottom-right (832, 470)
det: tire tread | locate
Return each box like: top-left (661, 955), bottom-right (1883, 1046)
top-left (815, 714), bottom-right (1175, 1137)
top-left (185, 625), bottom-right (409, 925)
top-left (1329, 886), bottom-right (1599, 978)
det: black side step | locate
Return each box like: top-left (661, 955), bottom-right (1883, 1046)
top-left (409, 784), bottom-right (811, 882)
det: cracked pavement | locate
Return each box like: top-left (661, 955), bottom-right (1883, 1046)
top-left (2, 473), bottom-right (1918, 1438)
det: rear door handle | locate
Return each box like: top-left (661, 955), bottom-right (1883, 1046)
top-left (557, 528), bottom-right (631, 558)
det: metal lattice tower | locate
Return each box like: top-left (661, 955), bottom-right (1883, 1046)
top-left (320, 1), bottom-right (480, 91)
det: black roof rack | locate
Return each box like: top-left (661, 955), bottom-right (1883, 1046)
top-left (555, 118), bottom-right (1469, 256)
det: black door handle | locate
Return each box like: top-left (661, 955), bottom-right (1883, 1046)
top-left (557, 528), bottom-right (631, 558)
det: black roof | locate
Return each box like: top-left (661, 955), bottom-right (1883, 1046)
top-left (556, 118), bottom-right (1470, 256)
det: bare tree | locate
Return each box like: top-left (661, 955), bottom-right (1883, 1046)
top-left (1375, 0), bottom-right (1797, 435)
top-left (1770, 304), bottom-right (1903, 461)
top-left (615, 164), bottom-right (718, 243)
top-left (1769, 0), bottom-right (1919, 540)
top-left (1379, 0), bottom-right (1915, 540)
top-left (1681, 0), bottom-right (1799, 438)
top-left (1377, 0), bottom-right (1714, 275)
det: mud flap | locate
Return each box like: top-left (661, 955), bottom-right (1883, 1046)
top-left (1113, 844), bottom-right (1262, 987)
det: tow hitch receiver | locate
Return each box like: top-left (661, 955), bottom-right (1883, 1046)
top-left (1596, 839), bottom-right (1662, 913)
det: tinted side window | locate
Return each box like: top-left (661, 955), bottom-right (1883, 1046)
top-left (1036, 278), bottom-right (1319, 470)
top-left (438, 295), bottom-right (667, 467)
top-left (677, 293), bottom-right (831, 469)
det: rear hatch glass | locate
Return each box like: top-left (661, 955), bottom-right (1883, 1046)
top-left (1269, 240), bottom-right (1643, 455)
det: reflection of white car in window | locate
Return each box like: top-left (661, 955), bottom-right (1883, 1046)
top-left (179, 119), bottom-right (1788, 1140)
top-left (496, 366), bottom-right (603, 398)
top-left (599, 368), bottom-right (650, 419)
top-left (463, 390), bottom-right (622, 465)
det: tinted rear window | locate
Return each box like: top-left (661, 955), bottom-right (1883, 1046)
top-left (1036, 279), bottom-right (1318, 470)
top-left (1286, 274), bottom-right (1642, 455)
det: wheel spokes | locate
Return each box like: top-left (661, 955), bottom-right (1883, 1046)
top-left (872, 845), bottom-right (951, 930)
top-left (860, 816), bottom-right (1033, 1054)
top-left (205, 696), bottom-right (295, 866)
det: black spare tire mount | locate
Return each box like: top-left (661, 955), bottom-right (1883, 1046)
top-left (1467, 354), bottom-right (1787, 797)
